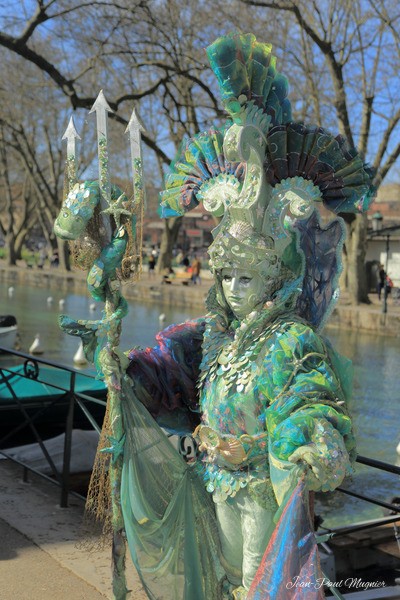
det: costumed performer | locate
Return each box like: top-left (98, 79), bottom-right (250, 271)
top-left (55, 32), bottom-right (375, 600)
top-left (120, 33), bottom-right (375, 599)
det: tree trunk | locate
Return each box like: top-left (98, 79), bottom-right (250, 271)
top-left (14, 233), bottom-right (26, 262)
top-left (57, 238), bottom-right (70, 271)
top-left (5, 235), bottom-right (17, 266)
top-left (156, 216), bottom-right (183, 273)
top-left (342, 213), bottom-right (370, 304)
top-left (14, 220), bottom-right (39, 262)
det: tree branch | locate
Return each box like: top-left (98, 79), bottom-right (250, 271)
top-left (376, 141), bottom-right (400, 186)
top-left (372, 106), bottom-right (400, 173)
top-left (241, 0), bottom-right (354, 145)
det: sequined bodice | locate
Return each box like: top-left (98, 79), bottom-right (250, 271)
top-left (196, 313), bottom-right (286, 501)
top-left (201, 346), bottom-right (268, 437)
top-left (198, 315), bottom-right (287, 437)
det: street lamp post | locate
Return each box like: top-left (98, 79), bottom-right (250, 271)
top-left (382, 234), bottom-right (390, 315)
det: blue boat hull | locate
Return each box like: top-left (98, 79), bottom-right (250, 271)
top-left (0, 365), bottom-right (107, 447)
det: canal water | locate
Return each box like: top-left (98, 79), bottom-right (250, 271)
top-left (1, 284), bottom-right (399, 528)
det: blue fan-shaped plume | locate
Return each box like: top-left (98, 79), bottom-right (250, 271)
top-left (160, 124), bottom-right (245, 217)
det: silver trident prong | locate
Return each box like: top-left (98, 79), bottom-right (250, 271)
top-left (62, 115), bottom-right (81, 191)
top-left (89, 90), bottom-right (114, 240)
top-left (125, 106), bottom-right (146, 211)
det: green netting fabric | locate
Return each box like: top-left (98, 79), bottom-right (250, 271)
top-left (120, 377), bottom-right (224, 600)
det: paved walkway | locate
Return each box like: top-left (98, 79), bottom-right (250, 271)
top-left (0, 518), bottom-right (107, 600)
top-left (0, 459), bottom-right (147, 600)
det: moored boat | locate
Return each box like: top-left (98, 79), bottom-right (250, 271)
top-left (0, 363), bottom-right (107, 447)
top-left (0, 315), bottom-right (18, 351)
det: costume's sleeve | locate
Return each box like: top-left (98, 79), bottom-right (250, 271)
top-left (262, 322), bottom-right (355, 502)
top-left (125, 318), bottom-right (205, 434)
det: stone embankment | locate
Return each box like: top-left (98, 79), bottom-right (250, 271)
top-left (1, 264), bottom-right (399, 336)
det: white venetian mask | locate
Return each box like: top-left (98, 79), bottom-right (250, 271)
top-left (221, 267), bottom-right (268, 320)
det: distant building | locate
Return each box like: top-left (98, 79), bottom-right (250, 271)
top-left (176, 204), bottom-right (215, 251)
top-left (366, 183), bottom-right (400, 288)
top-left (142, 188), bottom-right (215, 251)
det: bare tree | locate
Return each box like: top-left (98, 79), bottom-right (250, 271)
top-left (0, 128), bottom-right (39, 265)
top-left (0, 0), bottom-right (223, 269)
top-left (0, 46), bottom-right (86, 268)
top-left (1, 0), bottom-right (399, 301)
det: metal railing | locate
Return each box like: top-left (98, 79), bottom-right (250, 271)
top-left (0, 346), bottom-right (107, 507)
top-left (317, 456), bottom-right (400, 598)
top-left (320, 454), bottom-right (400, 539)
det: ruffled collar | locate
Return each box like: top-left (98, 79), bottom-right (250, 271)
top-left (198, 276), bottom-right (305, 390)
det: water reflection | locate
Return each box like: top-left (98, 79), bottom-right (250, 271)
top-left (1, 285), bottom-right (399, 525)
top-left (0, 285), bottom-right (201, 369)
top-left (319, 327), bottom-right (400, 527)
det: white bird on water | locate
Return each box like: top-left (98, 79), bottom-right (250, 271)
top-left (59, 298), bottom-right (65, 309)
top-left (8, 287), bottom-right (14, 297)
top-left (159, 313), bottom-right (166, 326)
top-left (89, 303), bottom-right (96, 312)
top-left (47, 296), bottom-right (53, 306)
top-left (73, 341), bottom-right (88, 366)
top-left (29, 334), bottom-right (43, 355)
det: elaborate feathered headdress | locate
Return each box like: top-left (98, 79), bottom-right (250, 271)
top-left (160, 33), bottom-right (375, 327)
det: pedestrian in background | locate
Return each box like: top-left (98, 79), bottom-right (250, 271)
top-left (190, 255), bottom-right (201, 285)
top-left (377, 264), bottom-right (386, 300)
top-left (148, 253), bottom-right (156, 278)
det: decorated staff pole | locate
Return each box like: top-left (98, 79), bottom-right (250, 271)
top-left (89, 91), bottom-right (128, 600)
top-left (55, 92), bottom-right (145, 600)
top-left (89, 90), bottom-right (113, 241)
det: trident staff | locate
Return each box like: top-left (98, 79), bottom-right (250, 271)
top-left (89, 90), bottom-right (129, 600)
top-left (55, 93), bottom-right (146, 600)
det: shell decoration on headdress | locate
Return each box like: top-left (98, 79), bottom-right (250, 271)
top-left (159, 32), bottom-right (376, 328)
